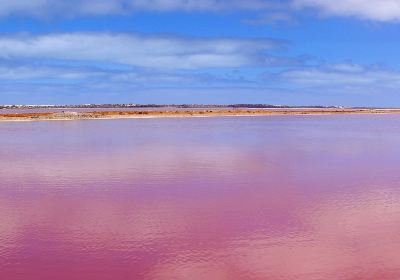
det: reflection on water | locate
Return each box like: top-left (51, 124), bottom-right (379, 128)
top-left (1, 115), bottom-right (400, 279)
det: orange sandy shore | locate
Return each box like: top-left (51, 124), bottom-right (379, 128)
top-left (1, 108), bottom-right (400, 121)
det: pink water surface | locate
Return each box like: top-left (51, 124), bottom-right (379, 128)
top-left (1, 115), bottom-right (400, 280)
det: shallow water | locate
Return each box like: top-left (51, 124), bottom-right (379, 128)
top-left (1, 115), bottom-right (400, 280)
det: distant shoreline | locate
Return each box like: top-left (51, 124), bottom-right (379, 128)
top-left (0, 104), bottom-right (354, 109)
top-left (1, 108), bottom-right (400, 122)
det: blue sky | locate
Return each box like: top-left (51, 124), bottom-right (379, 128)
top-left (1, 0), bottom-right (400, 106)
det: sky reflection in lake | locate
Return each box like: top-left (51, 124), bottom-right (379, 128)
top-left (1, 116), bottom-right (400, 279)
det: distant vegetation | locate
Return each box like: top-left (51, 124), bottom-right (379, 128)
top-left (0, 104), bottom-right (347, 109)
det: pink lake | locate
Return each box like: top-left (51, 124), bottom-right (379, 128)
top-left (1, 115), bottom-right (400, 280)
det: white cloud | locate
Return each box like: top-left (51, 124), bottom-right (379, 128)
top-left (0, 0), bottom-right (282, 17)
top-left (0, 62), bottom-right (257, 90)
top-left (0, 64), bottom-right (104, 81)
top-left (294, 0), bottom-right (400, 21)
top-left (272, 63), bottom-right (400, 90)
top-left (0, 0), bottom-right (118, 17)
top-left (243, 12), bottom-right (293, 25)
top-left (129, 0), bottom-right (278, 11)
top-left (0, 33), bottom-right (281, 69)
top-left (0, 0), bottom-right (399, 22)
